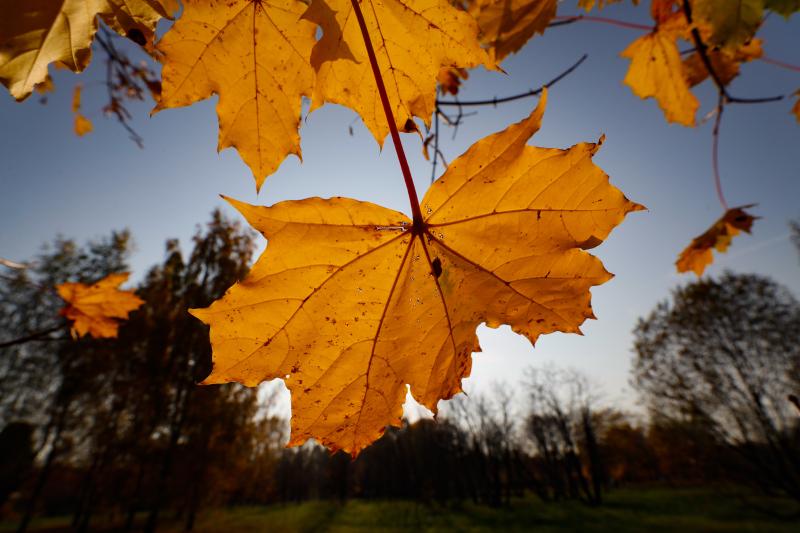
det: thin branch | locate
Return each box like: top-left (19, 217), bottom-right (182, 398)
top-left (437, 54), bottom-right (588, 107)
top-left (711, 94), bottom-right (728, 210)
top-left (0, 325), bottom-right (66, 349)
top-left (550, 14), bottom-right (653, 32)
top-left (95, 28), bottom-right (147, 147)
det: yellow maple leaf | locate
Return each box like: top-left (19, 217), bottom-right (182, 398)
top-left (72, 84), bottom-right (94, 137)
top-left (190, 91), bottom-right (643, 455)
top-left (302, 0), bottom-right (493, 145)
top-left (156, 0), bottom-right (316, 191)
top-left (57, 273), bottom-right (144, 339)
top-left (621, 21), bottom-right (699, 127)
top-left (0, 0), bottom-right (177, 100)
top-left (676, 206), bottom-right (758, 276)
top-left (467, 0), bottom-right (558, 63)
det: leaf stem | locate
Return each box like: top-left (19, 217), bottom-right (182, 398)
top-left (711, 94), bottom-right (728, 211)
top-left (349, 0), bottom-right (423, 226)
top-left (760, 55), bottom-right (800, 73)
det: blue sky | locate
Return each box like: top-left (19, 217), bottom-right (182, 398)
top-left (1, 3), bottom-right (798, 416)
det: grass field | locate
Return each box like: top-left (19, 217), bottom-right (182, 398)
top-left (4, 487), bottom-right (799, 532)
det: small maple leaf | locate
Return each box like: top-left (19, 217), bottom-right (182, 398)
top-left (57, 273), bottom-right (144, 339)
top-left (621, 16), bottom-right (699, 127)
top-left (793, 89), bottom-right (800, 123)
top-left (0, 0), bottom-right (177, 100)
top-left (682, 38), bottom-right (763, 87)
top-left (467, 0), bottom-right (558, 62)
top-left (302, 0), bottom-right (493, 146)
top-left (191, 90), bottom-right (643, 456)
top-left (155, 0), bottom-right (317, 191)
top-left (676, 206), bottom-right (758, 276)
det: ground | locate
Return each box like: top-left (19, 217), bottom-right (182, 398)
top-left (3, 487), bottom-right (799, 532)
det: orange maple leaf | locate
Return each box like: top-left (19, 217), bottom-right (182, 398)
top-left (0, 0), bottom-right (177, 100)
top-left (468, 0), bottom-right (558, 63)
top-left (155, 0), bottom-right (317, 191)
top-left (676, 206), bottom-right (758, 276)
top-left (621, 16), bottom-right (699, 127)
top-left (190, 91), bottom-right (643, 456)
top-left (57, 273), bottom-right (144, 339)
top-left (303, 0), bottom-right (493, 145)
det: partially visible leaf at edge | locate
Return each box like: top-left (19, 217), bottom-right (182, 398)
top-left (467, 0), bottom-right (558, 63)
top-left (793, 89), bottom-right (800, 123)
top-left (190, 90), bottom-right (643, 456)
top-left (766, 0), bottom-right (800, 17)
top-left (0, 0), bottom-right (177, 100)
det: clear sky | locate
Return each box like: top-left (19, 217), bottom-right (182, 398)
top-left (1, 3), bottom-right (798, 417)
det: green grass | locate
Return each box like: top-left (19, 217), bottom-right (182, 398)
top-left (4, 487), bottom-right (799, 532)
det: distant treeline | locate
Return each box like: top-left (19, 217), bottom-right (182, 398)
top-left (1, 212), bottom-right (798, 532)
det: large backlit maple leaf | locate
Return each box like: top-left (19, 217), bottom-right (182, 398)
top-left (190, 91), bottom-right (642, 455)
top-left (155, 0), bottom-right (317, 191)
top-left (0, 0), bottom-right (177, 100)
top-left (57, 272), bottom-right (144, 339)
top-left (302, 0), bottom-right (493, 144)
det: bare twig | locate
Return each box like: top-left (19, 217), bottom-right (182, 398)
top-left (550, 14), bottom-right (653, 32)
top-left (0, 325), bottom-right (66, 349)
top-left (436, 54), bottom-right (588, 107)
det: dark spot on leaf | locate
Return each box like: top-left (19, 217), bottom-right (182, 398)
top-left (432, 257), bottom-right (442, 279)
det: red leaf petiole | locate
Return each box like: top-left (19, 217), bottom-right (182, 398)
top-left (348, 0), bottom-right (424, 229)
